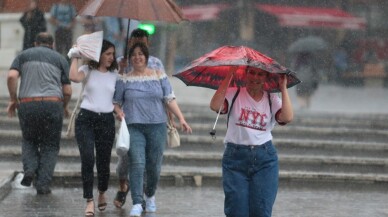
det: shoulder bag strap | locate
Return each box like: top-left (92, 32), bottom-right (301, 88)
top-left (268, 92), bottom-right (272, 122)
top-left (227, 87), bottom-right (240, 128)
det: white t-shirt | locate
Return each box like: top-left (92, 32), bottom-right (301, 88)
top-left (79, 65), bottom-right (118, 113)
top-left (223, 87), bottom-right (283, 146)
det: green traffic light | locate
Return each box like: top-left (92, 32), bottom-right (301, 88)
top-left (138, 23), bottom-right (155, 35)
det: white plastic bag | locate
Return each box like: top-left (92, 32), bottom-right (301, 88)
top-left (116, 119), bottom-right (130, 156)
top-left (73, 31), bottom-right (103, 62)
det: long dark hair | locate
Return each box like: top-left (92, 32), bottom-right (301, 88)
top-left (128, 42), bottom-right (149, 65)
top-left (88, 40), bottom-right (118, 71)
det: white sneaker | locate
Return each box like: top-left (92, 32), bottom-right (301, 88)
top-left (145, 196), bottom-right (156, 212)
top-left (12, 173), bottom-right (32, 189)
top-left (130, 204), bottom-right (143, 217)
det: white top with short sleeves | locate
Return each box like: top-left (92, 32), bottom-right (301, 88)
top-left (223, 87), bottom-right (282, 146)
top-left (79, 65), bottom-right (118, 113)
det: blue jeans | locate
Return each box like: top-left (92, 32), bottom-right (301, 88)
top-left (127, 123), bottom-right (166, 205)
top-left (223, 141), bottom-right (279, 217)
top-left (75, 109), bottom-right (115, 199)
top-left (18, 101), bottom-right (63, 190)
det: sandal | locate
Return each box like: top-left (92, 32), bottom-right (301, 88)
top-left (113, 183), bottom-right (130, 208)
top-left (98, 191), bottom-right (107, 211)
top-left (85, 199), bottom-right (95, 217)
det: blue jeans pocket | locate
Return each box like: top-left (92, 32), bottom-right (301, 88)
top-left (264, 141), bottom-right (277, 156)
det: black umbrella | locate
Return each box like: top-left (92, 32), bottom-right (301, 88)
top-left (288, 36), bottom-right (328, 53)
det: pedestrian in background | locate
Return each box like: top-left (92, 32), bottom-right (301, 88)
top-left (113, 42), bottom-right (192, 216)
top-left (49, 0), bottom-right (76, 57)
top-left (113, 28), bottom-right (165, 209)
top-left (210, 66), bottom-right (293, 217)
top-left (292, 52), bottom-right (319, 109)
top-left (7, 32), bottom-right (72, 195)
top-left (102, 17), bottom-right (126, 57)
top-left (80, 15), bottom-right (102, 34)
top-left (19, 0), bottom-right (47, 50)
top-left (69, 40), bottom-right (119, 217)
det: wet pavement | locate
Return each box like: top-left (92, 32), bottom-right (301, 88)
top-left (1, 183), bottom-right (388, 217)
top-left (1, 71), bottom-right (388, 216)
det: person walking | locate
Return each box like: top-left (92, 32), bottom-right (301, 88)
top-left (210, 66), bottom-right (294, 217)
top-left (69, 40), bottom-right (119, 217)
top-left (101, 17), bottom-right (126, 57)
top-left (292, 52), bottom-right (319, 109)
top-left (6, 32), bottom-right (72, 195)
top-left (113, 42), bottom-right (192, 216)
top-left (49, 0), bottom-right (76, 57)
top-left (113, 28), bottom-right (165, 209)
top-left (19, 0), bottom-right (47, 50)
top-left (80, 15), bottom-right (102, 34)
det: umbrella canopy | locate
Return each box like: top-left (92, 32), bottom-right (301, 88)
top-left (174, 46), bottom-right (301, 93)
top-left (78, 0), bottom-right (186, 57)
top-left (78, 0), bottom-right (186, 23)
top-left (288, 36), bottom-right (329, 53)
top-left (0, 0), bottom-right (87, 13)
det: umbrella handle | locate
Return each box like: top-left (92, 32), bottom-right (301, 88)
top-left (124, 19), bottom-right (131, 59)
top-left (209, 73), bottom-right (234, 139)
top-left (209, 107), bottom-right (222, 140)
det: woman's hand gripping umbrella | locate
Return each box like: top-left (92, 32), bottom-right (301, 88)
top-left (174, 45), bottom-right (301, 138)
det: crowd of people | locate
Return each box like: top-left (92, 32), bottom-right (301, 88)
top-left (7, 25), bottom-right (194, 216)
top-left (8, 2), bottom-right (297, 217)
top-left (19, 0), bottom-right (130, 58)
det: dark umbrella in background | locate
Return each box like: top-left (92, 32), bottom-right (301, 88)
top-left (288, 36), bottom-right (329, 53)
top-left (78, 0), bottom-right (187, 57)
top-left (174, 45), bottom-right (301, 137)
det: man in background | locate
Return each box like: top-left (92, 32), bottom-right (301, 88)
top-left (7, 32), bottom-right (72, 195)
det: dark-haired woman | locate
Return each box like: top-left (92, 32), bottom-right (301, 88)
top-left (69, 40), bottom-right (119, 217)
top-left (113, 42), bottom-right (192, 216)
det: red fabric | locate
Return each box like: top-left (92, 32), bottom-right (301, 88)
top-left (257, 4), bottom-right (366, 30)
top-left (174, 46), bottom-right (301, 93)
top-left (182, 3), bottom-right (230, 21)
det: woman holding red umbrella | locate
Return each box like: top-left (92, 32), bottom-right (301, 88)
top-left (210, 66), bottom-right (294, 217)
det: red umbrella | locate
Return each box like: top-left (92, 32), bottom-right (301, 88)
top-left (174, 45), bottom-right (301, 93)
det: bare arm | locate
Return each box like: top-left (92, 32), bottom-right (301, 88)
top-left (277, 74), bottom-right (293, 123)
top-left (113, 104), bottom-right (125, 121)
top-left (62, 84), bottom-right (72, 118)
top-left (166, 100), bottom-right (192, 133)
top-left (7, 69), bottom-right (20, 117)
top-left (69, 58), bottom-right (85, 82)
top-left (210, 66), bottom-right (238, 112)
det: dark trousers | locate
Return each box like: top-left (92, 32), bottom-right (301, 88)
top-left (55, 27), bottom-right (72, 56)
top-left (17, 101), bottom-right (63, 190)
top-left (75, 109), bottom-right (115, 199)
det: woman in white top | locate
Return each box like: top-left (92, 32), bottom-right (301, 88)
top-left (210, 67), bottom-right (293, 217)
top-left (69, 40), bottom-right (119, 217)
